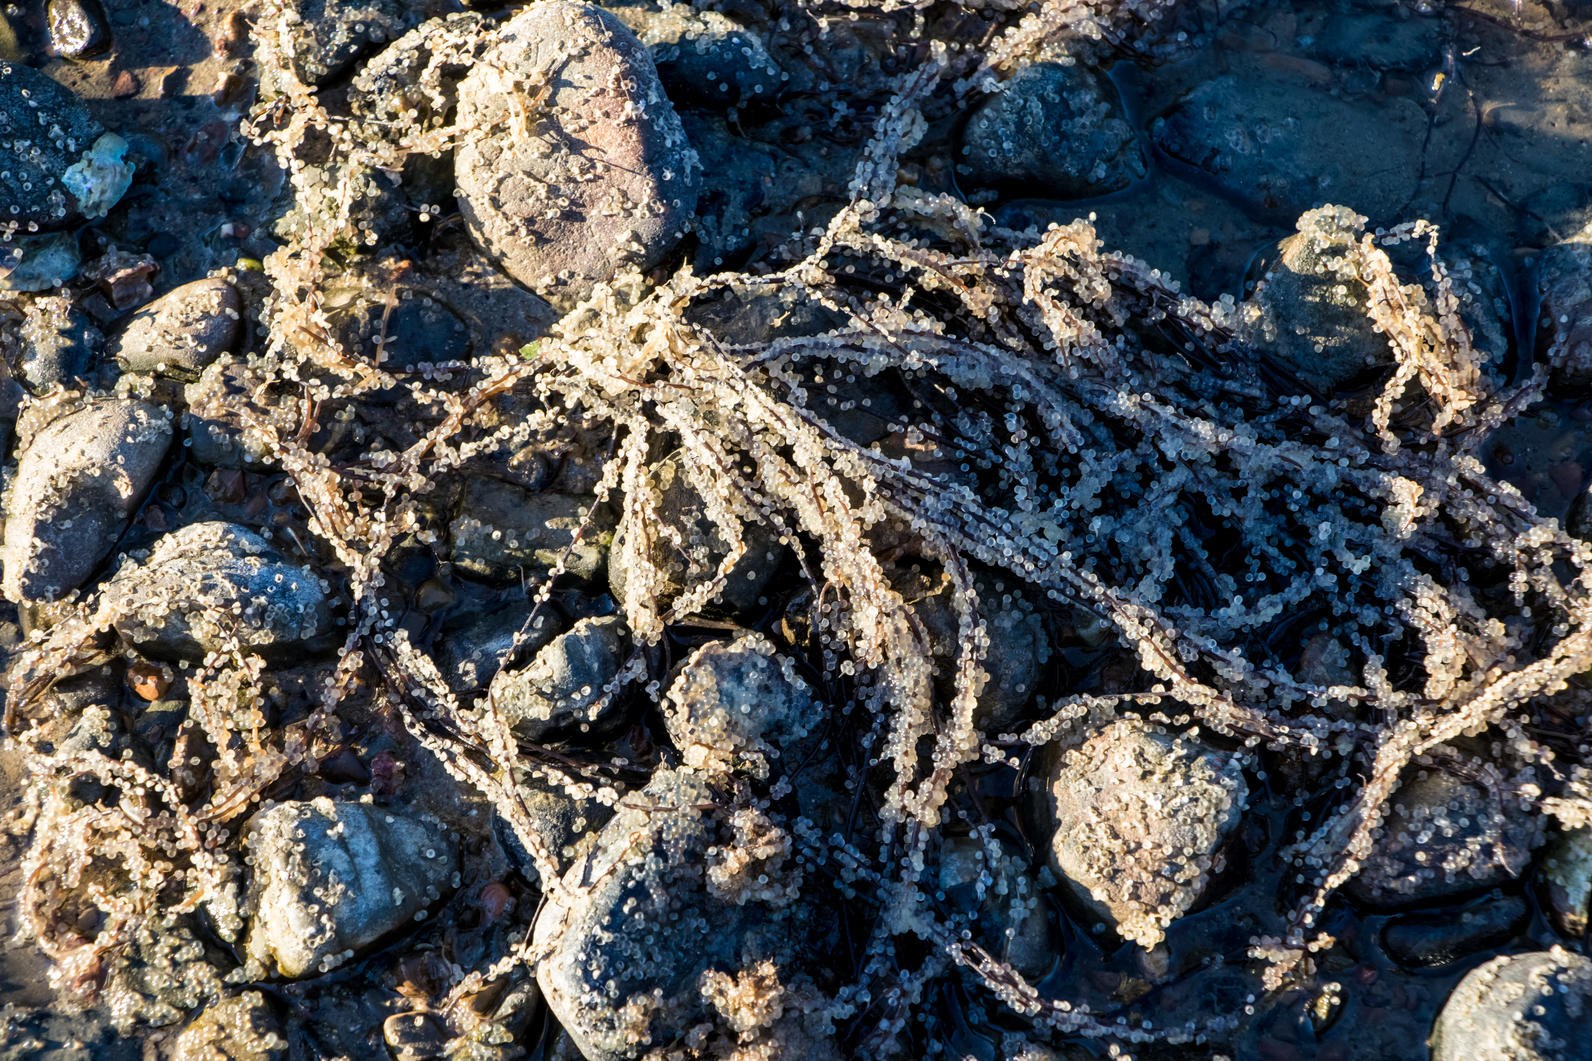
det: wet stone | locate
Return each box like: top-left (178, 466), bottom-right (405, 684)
top-left (1, 397), bottom-right (172, 603)
top-left (532, 766), bottom-right (834, 1061)
top-left (624, 6), bottom-right (784, 109)
top-left (242, 797), bottom-right (457, 978)
top-left (108, 278), bottom-right (241, 381)
top-left (1541, 826), bottom-right (1592, 939)
top-left (1381, 893), bottom-right (1529, 968)
top-left (1345, 765), bottom-right (1542, 908)
top-left (267, 0), bottom-right (416, 88)
top-left (170, 992), bottom-right (288, 1061)
top-left (1042, 717), bottom-right (1247, 949)
top-left (326, 284), bottom-right (471, 368)
top-left (487, 615), bottom-right (628, 741)
top-left (454, 1), bottom-right (700, 310)
top-left (448, 479), bottom-right (611, 584)
top-left (1238, 205), bottom-right (1388, 394)
top-left (105, 521), bottom-right (334, 661)
top-left (662, 633), bottom-right (817, 779)
top-left (1535, 219), bottom-right (1592, 389)
top-left (436, 595), bottom-right (564, 694)
top-left (17, 295), bottom-right (100, 394)
top-left (1153, 72), bottom-right (1426, 224)
top-left (959, 61), bottom-right (1146, 199)
top-left (609, 449), bottom-right (786, 620)
top-left (46, 0), bottom-right (112, 59)
top-left (1429, 947), bottom-right (1592, 1061)
top-left (0, 231), bottom-right (82, 292)
top-left (1310, 10), bottom-right (1442, 72)
top-left (0, 61), bottom-right (106, 230)
top-left (938, 833), bottom-right (1055, 981)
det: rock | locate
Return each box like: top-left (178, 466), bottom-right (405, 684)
top-left (171, 993), bottom-right (288, 1061)
top-left (436, 594), bottom-right (564, 693)
top-left (623, 7), bottom-right (783, 109)
top-left (499, 766), bottom-right (614, 885)
top-left (1153, 73), bottom-right (1426, 224)
top-left (0, 231), bottom-right (82, 292)
top-left (242, 797), bottom-right (457, 978)
top-left (1310, 11), bottom-right (1442, 72)
top-left (533, 767), bottom-right (834, 1061)
top-left (1381, 893), bottom-right (1528, 968)
top-left (449, 479), bottom-right (611, 583)
top-left (1345, 765), bottom-right (1542, 908)
top-left (105, 521), bottom-right (334, 661)
top-left (0, 62), bottom-right (122, 230)
top-left (324, 281), bottom-right (471, 368)
top-left (959, 61), bottom-right (1146, 199)
top-left (1429, 947), bottom-right (1592, 1061)
top-left (108, 278), bottom-right (242, 381)
top-left (454, 2), bottom-right (700, 309)
top-left (18, 295), bottom-right (101, 394)
top-left (1042, 717), bottom-right (1247, 948)
top-left (1541, 826), bottom-right (1592, 938)
top-left (662, 633), bottom-right (817, 778)
top-left (938, 833), bottom-right (1054, 981)
top-left (904, 568), bottom-right (1051, 733)
top-left (47, 0), bottom-right (112, 60)
top-left (266, 0), bottom-right (416, 89)
top-left (1535, 220), bottom-right (1592, 389)
top-left (487, 616), bottom-right (628, 741)
top-left (1, 398), bottom-right (172, 602)
top-left (608, 450), bottom-right (786, 619)
top-left (1237, 205), bottom-right (1389, 394)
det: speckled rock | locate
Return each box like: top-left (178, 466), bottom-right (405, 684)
top-left (662, 633), bottom-right (816, 779)
top-left (454, 2), bottom-right (700, 309)
top-left (620, 6), bottom-right (784, 109)
top-left (0, 231), bottom-right (82, 292)
top-left (609, 450), bottom-right (786, 619)
top-left (108, 278), bottom-right (241, 381)
top-left (1345, 765), bottom-right (1542, 908)
top-left (532, 767), bottom-right (836, 1061)
top-left (1381, 894), bottom-right (1529, 968)
top-left (17, 295), bottom-right (100, 393)
top-left (265, 0), bottom-right (416, 89)
top-left (938, 833), bottom-right (1055, 981)
top-left (1536, 219), bottom-right (1592, 388)
top-left (1043, 717), bottom-right (1247, 948)
top-left (449, 479), bottom-right (611, 583)
top-left (437, 595), bottom-right (564, 693)
top-left (171, 993), bottom-right (288, 1061)
top-left (959, 61), bottom-right (1146, 199)
top-left (46, 0), bottom-right (112, 60)
top-left (243, 797), bottom-right (457, 978)
top-left (1153, 73), bottom-right (1426, 224)
top-left (1, 398), bottom-right (172, 602)
top-left (1542, 826), bottom-right (1592, 938)
top-left (105, 521), bottom-right (334, 661)
top-left (0, 61), bottom-right (125, 230)
top-left (1429, 947), bottom-right (1592, 1061)
top-left (1238, 205), bottom-right (1389, 394)
top-left (488, 615), bottom-right (628, 741)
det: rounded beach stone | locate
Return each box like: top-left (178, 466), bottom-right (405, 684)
top-left (454, 2), bottom-right (699, 310)
top-left (1430, 947), bottom-right (1592, 1061)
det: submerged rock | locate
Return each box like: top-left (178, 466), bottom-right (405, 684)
top-left (1540, 826), bottom-right (1592, 938)
top-left (106, 521), bottom-right (334, 660)
top-left (1535, 220), bottom-right (1592, 389)
top-left (0, 61), bottom-right (117, 229)
top-left (243, 798), bottom-right (457, 978)
top-left (1346, 765), bottom-right (1541, 908)
top-left (1042, 717), bottom-right (1247, 948)
top-left (454, 2), bottom-right (699, 309)
top-left (1429, 947), bottom-right (1592, 1061)
top-left (449, 479), bottom-right (611, 583)
top-left (662, 633), bottom-right (817, 779)
top-left (1, 398), bottom-right (172, 602)
top-left (17, 295), bottom-right (101, 394)
top-left (959, 61), bottom-right (1146, 199)
top-left (622, 6), bottom-right (784, 109)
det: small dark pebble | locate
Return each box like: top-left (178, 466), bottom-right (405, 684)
top-left (47, 0), bottom-right (112, 58)
top-left (1381, 894), bottom-right (1529, 968)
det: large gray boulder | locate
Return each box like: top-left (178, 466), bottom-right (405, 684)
top-left (1430, 948), bottom-right (1592, 1061)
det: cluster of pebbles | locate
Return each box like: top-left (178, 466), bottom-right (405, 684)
top-left (3, 0), bottom-right (1592, 1059)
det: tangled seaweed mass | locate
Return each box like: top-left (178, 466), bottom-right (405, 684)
top-left (4, 0), bottom-right (1592, 1057)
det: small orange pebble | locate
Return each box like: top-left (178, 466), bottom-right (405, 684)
top-left (127, 661), bottom-right (170, 701)
top-left (479, 881), bottom-right (514, 925)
